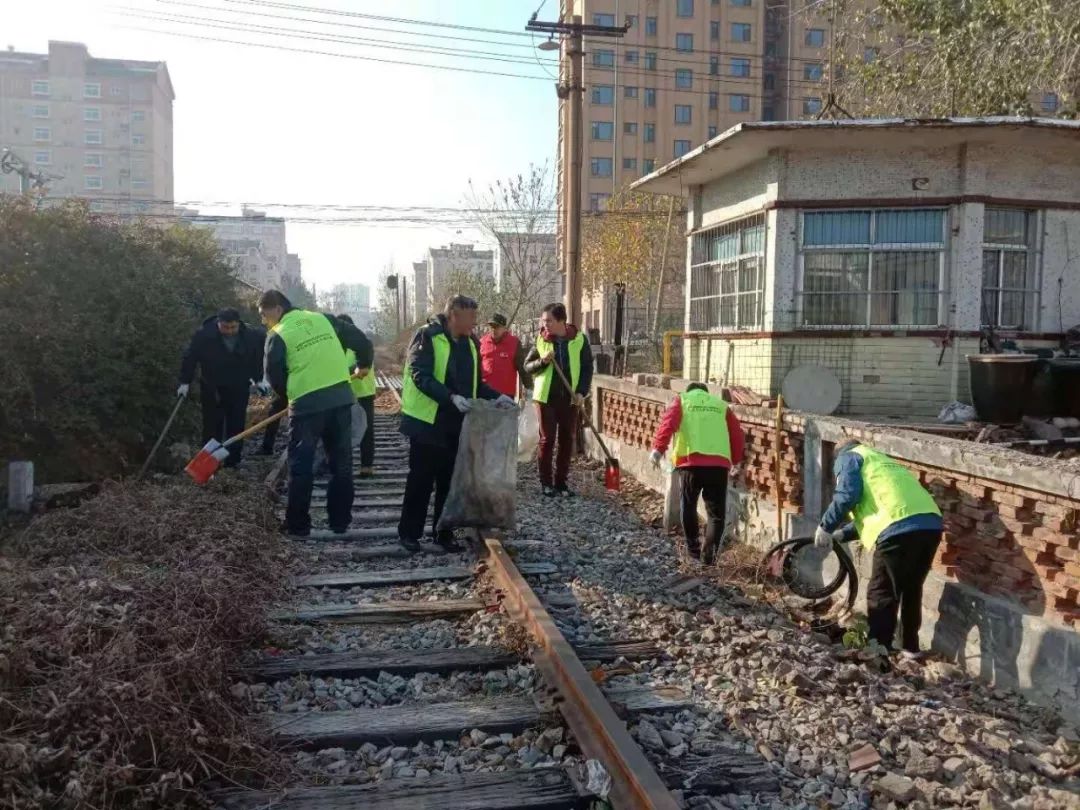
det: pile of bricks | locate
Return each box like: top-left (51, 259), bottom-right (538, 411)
top-left (739, 421), bottom-right (804, 510)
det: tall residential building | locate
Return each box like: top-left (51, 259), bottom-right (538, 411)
top-left (284, 253), bottom-right (303, 286)
top-left (322, 283), bottom-right (372, 331)
top-left (422, 243), bottom-right (495, 313)
top-left (411, 261), bottom-right (429, 323)
top-left (0, 41), bottom-right (174, 207)
top-left (180, 207), bottom-right (290, 291)
top-left (494, 231), bottom-right (562, 316)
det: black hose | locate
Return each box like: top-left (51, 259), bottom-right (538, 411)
top-left (762, 535), bottom-right (860, 610)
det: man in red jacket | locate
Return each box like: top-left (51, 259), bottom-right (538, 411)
top-left (479, 313), bottom-right (530, 400)
top-left (649, 383), bottom-right (745, 563)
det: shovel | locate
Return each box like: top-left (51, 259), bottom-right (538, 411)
top-left (136, 394), bottom-right (186, 480)
top-left (185, 408), bottom-right (288, 484)
top-left (549, 358), bottom-right (621, 492)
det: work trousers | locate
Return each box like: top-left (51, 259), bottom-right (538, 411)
top-left (537, 395), bottom-right (577, 488)
top-left (260, 395), bottom-right (288, 454)
top-left (285, 404), bottom-right (354, 534)
top-left (867, 529), bottom-right (942, 652)
top-left (676, 466), bottom-right (729, 556)
top-left (398, 436), bottom-right (458, 542)
top-left (358, 395), bottom-right (375, 468)
top-left (200, 384), bottom-right (249, 467)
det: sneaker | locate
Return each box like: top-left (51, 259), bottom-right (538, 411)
top-left (432, 531), bottom-right (466, 553)
top-left (555, 485), bottom-right (576, 498)
top-left (358, 467), bottom-right (375, 479)
top-left (542, 485), bottom-right (557, 498)
top-left (899, 649), bottom-right (927, 662)
top-left (398, 535), bottom-right (422, 554)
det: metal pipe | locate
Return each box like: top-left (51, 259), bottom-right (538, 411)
top-left (662, 329), bottom-right (684, 374)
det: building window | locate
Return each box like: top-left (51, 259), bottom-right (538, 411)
top-left (626, 14), bottom-right (638, 28)
top-left (625, 50), bottom-right (639, 64)
top-left (132, 110), bottom-right (146, 122)
top-left (729, 94), bottom-right (751, 112)
top-left (710, 56), bottom-right (719, 75)
top-left (764, 73), bottom-right (776, 90)
top-left (708, 125), bottom-right (718, 138)
top-left (1041, 92), bottom-right (1060, 113)
top-left (84, 82), bottom-right (102, 98)
top-left (32, 79), bottom-right (50, 96)
top-left (644, 87), bottom-right (657, 107)
top-left (643, 159), bottom-right (656, 173)
top-left (132, 133), bottom-right (146, 146)
top-left (84, 175), bottom-right (103, 190)
top-left (591, 121), bottom-right (614, 140)
top-left (799, 209), bottom-right (945, 327)
top-left (645, 51), bottom-right (657, 70)
top-left (805, 28), bottom-right (826, 47)
top-left (32, 104), bottom-right (49, 119)
top-left (677, 0), bottom-right (694, 17)
top-left (85, 153), bottom-right (103, 168)
top-left (674, 139), bottom-right (692, 158)
top-left (709, 92), bottom-right (719, 110)
top-left (33, 150), bottom-right (50, 165)
top-left (690, 214), bottom-right (766, 330)
top-left (676, 33), bottom-right (694, 52)
top-left (110, 85), bottom-right (123, 96)
top-left (624, 85), bottom-right (639, 98)
top-left (589, 192), bottom-right (612, 212)
top-left (132, 178), bottom-right (149, 188)
top-left (731, 23), bottom-right (752, 42)
top-left (644, 123), bottom-right (656, 143)
top-left (982, 208), bottom-right (1037, 329)
top-left (592, 85), bottom-right (614, 105)
top-left (645, 16), bottom-right (658, 35)
top-left (591, 157), bottom-right (613, 177)
top-left (675, 104), bottom-right (692, 124)
top-left (84, 107), bottom-right (101, 122)
top-left (804, 62), bottom-right (824, 81)
top-left (624, 121), bottom-right (639, 134)
top-left (730, 58), bottom-right (751, 77)
top-left (763, 105), bottom-right (776, 121)
top-left (675, 68), bottom-right (693, 89)
top-left (731, 0), bottom-right (751, 5)
top-left (593, 49), bottom-right (615, 67)
top-left (623, 157), bottom-right (638, 170)
top-left (803, 97), bottom-right (823, 115)
top-left (593, 13), bottom-right (615, 26)
top-left (85, 129), bottom-right (103, 145)
top-left (710, 21), bottom-right (720, 40)
top-left (33, 127), bottom-right (50, 142)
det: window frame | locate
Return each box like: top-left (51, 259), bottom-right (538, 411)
top-left (590, 156), bottom-right (613, 178)
top-left (644, 87), bottom-right (657, 108)
top-left (729, 93), bottom-right (751, 112)
top-left (645, 16), bottom-right (658, 35)
top-left (33, 150), bottom-right (51, 165)
top-left (677, 0), bottom-right (695, 17)
top-left (593, 49), bottom-right (616, 68)
top-left (625, 49), bottom-right (640, 64)
top-left (84, 106), bottom-right (102, 122)
top-left (84, 82), bottom-right (102, 99)
top-left (805, 28), bottom-right (826, 47)
top-left (32, 127), bottom-right (50, 143)
top-left (689, 213), bottom-right (768, 332)
top-left (803, 62), bottom-right (824, 81)
top-left (593, 13), bottom-right (616, 26)
top-left (729, 57), bottom-right (751, 78)
top-left (32, 104), bottom-right (50, 119)
top-left (674, 139), bottom-right (692, 158)
top-left (131, 133), bottom-right (146, 147)
top-left (645, 51), bottom-right (658, 70)
top-left (624, 121), bottom-right (639, 134)
top-left (84, 174), bottom-right (103, 190)
top-left (84, 153), bottom-right (104, 168)
top-left (591, 85), bottom-right (615, 105)
top-left (675, 68), bottom-right (693, 89)
top-left (591, 120), bottom-right (614, 141)
top-left (32, 79), bottom-right (50, 96)
top-left (981, 207), bottom-right (1040, 330)
top-left (643, 122), bottom-right (656, 143)
top-left (643, 158), bottom-right (656, 173)
top-left (674, 104), bottom-right (693, 124)
top-left (623, 156), bottom-right (638, 171)
top-left (675, 33), bottom-right (694, 52)
top-left (731, 22), bottom-right (752, 42)
top-left (624, 85), bottom-right (639, 98)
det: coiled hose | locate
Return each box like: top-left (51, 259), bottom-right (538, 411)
top-left (761, 535), bottom-right (860, 611)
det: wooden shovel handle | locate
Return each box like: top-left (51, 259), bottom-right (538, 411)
top-left (223, 407), bottom-right (287, 447)
top-left (549, 357), bottom-right (616, 463)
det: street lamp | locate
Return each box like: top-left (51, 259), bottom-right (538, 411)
top-left (537, 35), bottom-right (559, 51)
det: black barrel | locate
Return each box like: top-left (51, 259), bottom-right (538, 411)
top-left (967, 354), bottom-right (1038, 424)
top-left (1050, 358), bottom-right (1080, 419)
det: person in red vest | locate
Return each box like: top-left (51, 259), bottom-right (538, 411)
top-left (479, 313), bottom-right (531, 400)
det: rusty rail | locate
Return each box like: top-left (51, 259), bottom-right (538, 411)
top-left (483, 537), bottom-right (680, 810)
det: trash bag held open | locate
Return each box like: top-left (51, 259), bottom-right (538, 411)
top-left (437, 400), bottom-right (518, 531)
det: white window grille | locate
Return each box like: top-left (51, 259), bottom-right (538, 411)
top-left (798, 209), bottom-right (946, 327)
top-left (981, 208), bottom-right (1038, 330)
top-left (689, 214), bottom-right (766, 330)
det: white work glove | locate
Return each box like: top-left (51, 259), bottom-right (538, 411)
top-left (494, 394), bottom-right (516, 409)
top-left (256, 381), bottom-right (272, 396)
top-left (177, 383), bottom-right (189, 399)
top-left (451, 394), bottom-right (471, 414)
top-left (814, 525), bottom-right (833, 549)
top-left (649, 449), bottom-right (663, 469)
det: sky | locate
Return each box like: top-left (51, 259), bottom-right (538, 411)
top-left (6, 0), bottom-right (559, 295)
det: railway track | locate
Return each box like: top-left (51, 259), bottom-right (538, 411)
top-left (214, 380), bottom-right (700, 809)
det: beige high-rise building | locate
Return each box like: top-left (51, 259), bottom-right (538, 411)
top-left (0, 41), bottom-right (173, 208)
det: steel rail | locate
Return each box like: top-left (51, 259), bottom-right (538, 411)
top-left (483, 536), bottom-right (680, 810)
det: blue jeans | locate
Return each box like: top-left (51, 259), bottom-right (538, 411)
top-left (286, 404), bottom-right (353, 533)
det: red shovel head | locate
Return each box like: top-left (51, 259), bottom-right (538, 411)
top-left (604, 459), bottom-right (621, 492)
top-left (184, 439), bottom-right (229, 485)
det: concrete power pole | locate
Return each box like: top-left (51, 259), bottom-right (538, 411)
top-left (527, 13), bottom-right (626, 327)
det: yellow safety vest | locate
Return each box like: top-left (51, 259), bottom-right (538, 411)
top-left (401, 332), bottom-right (477, 424)
top-left (271, 309), bottom-right (349, 404)
top-left (671, 389), bottom-right (732, 461)
top-left (850, 446), bottom-right (942, 550)
top-left (344, 348), bottom-right (376, 398)
top-left (532, 333), bottom-right (584, 404)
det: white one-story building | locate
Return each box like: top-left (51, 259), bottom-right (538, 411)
top-left (632, 118), bottom-right (1080, 417)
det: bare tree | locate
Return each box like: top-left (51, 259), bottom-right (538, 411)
top-left (465, 163), bottom-right (559, 326)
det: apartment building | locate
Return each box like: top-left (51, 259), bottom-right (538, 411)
top-left (322, 283), bottom-right (372, 331)
top-left (418, 243), bottom-right (495, 314)
top-left (494, 231), bottom-right (562, 315)
top-left (179, 207), bottom-right (290, 291)
top-left (0, 41), bottom-right (173, 207)
top-left (411, 261), bottom-right (429, 323)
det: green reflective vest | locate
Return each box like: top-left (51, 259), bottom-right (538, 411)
top-left (401, 332), bottom-right (477, 424)
top-left (532, 333), bottom-right (584, 404)
top-left (671, 389), bottom-right (732, 462)
top-left (850, 446), bottom-right (942, 550)
top-left (344, 348), bottom-right (376, 399)
top-left (272, 309), bottom-right (350, 404)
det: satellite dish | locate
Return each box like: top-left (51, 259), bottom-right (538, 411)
top-left (781, 364), bottom-right (842, 415)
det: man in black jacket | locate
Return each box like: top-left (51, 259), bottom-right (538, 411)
top-left (178, 307), bottom-right (265, 468)
top-left (398, 295), bottom-right (514, 553)
top-left (259, 290), bottom-right (374, 537)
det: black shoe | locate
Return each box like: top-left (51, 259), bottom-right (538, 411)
top-left (555, 485), bottom-right (575, 498)
top-left (330, 525), bottom-right (350, 535)
top-left (283, 526), bottom-right (310, 539)
top-left (433, 531), bottom-right (466, 553)
top-left (398, 535), bottom-right (422, 553)
top-left (542, 485), bottom-right (557, 498)
top-left (701, 539), bottom-right (719, 566)
top-left (358, 467), bottom-right (375, 479)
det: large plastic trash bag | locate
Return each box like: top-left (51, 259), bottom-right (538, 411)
top-left (437, 400), bottom-right (518, 531)
top-left (350, 400), bottom-right (368, 448)
top-left (517, 401), bottom-right (539, 462)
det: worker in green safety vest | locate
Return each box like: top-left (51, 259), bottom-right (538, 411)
top-left (337, 314), bottom-right (377, 478)
top-left (648, 383), bottom-right (746, 564)
top-left (816, 440), bottom-right (943, 657)
top-left (522, 302), bottom-right (594, 498)
top-left (259, 290), bottom-right (373, 538)
top-left (397, 295), bottom-right (515, 554)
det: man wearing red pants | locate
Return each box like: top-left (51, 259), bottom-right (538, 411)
top-left (523, 303), bottom-right (594, 497)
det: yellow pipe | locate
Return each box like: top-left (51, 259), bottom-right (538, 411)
top-left (662, 330), bottom-right (684, 375)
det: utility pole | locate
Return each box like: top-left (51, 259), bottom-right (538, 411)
top-left (527, 13), bottom-right (626, 327)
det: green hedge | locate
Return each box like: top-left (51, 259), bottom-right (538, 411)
top-left (0, 197), bottom-right (247, 482)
